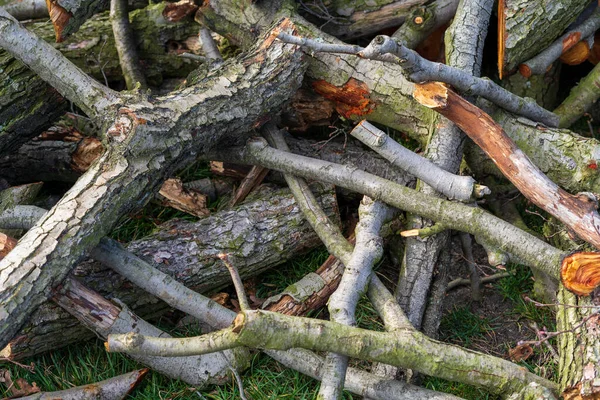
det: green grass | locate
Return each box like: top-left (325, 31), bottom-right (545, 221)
top-left (439, 305), bottom-right (495, 346)
top-left (424, 377), bottom-right (499, 400)
top-left (496, 264), bottom-right (555, 329)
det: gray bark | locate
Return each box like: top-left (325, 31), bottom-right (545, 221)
top-left (0, 3), bottom-right (199, 155)
top-left (0, 15), bottom-right (305, 349)
top-left (1, 184), bottom-right (338, 359)
top-left (396, 0), bottom-right (493, 331)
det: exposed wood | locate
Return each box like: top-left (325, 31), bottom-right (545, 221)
top-left (52, 277), bottom-right (249, 386)
top-left (560, 252), bottom-right (600, 296)
top-left (497, 0), bottom-right (590, 78)
top-left (413, 81), bottom-right (600, 255)
top-left (229, 166), bottom-right (269, 207)
top-left (1, 184), bottom-right (339, 360)
top-left (519, 8), bottom-right (600, 77)
top-left (158, 178), bottom-right (209, 217)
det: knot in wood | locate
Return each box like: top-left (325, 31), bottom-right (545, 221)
top-left (107, 115), bottom-right (135, 143)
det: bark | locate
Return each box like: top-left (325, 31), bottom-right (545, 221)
top-left (0, 17), bottom-right (305, 350)
top-left (303, 0), bottom-right (433, 40)
top-left (108, 309), bottom-right (558, 396)
top-left (1, 0), bottom-right (47, 20)
top-left (0, 184), bottom-right (339, 359)
top-left (16, 370), bottom-right (148, 400)
top-left (414, 82), bottom-right (600, 251)
top-left (396, 0), bottom-right (493, 332)
top-left (349, 121), bottom-right (484, 202)
top-left (554, 60), bottom-right (600, 128)
top-left (501, 63), bottom-right (561, 110)
top-left (110, 0), bottom-right (146, 90)
top-left (0, 3), bottom-right (199, 155)
top-left (497, 0), bottom-right (591, 78)
top-left (52, 277), bottom-right (250, 386)
top-left (518, 7), bottom-right (600, 78)
top-left (318, 198), bottom-right (388, 398)
top-left (215, 139), bottom-right (567, 279)
top-left (556, 287), bottom-right (600, 399)
top-left (392, 0), bottom-right (459, 49)
top-left (197, 1), bottom-right (436, 145)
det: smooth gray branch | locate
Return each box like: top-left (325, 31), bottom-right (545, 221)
top-left (350, 121), bottom-right (488, 201)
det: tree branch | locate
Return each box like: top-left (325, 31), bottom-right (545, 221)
top-left (0, 7), bottom-right (120, 123)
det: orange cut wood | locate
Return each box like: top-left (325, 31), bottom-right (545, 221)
top-left (561, 252), bottom-right (600, 296)
top-left (312, 78), bottom-right (374, 118)
top-left (560, 40), bottom-right (590, 65)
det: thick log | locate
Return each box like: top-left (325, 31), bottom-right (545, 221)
top-left (0, 184), bottom-right (339, 360)
top-left (0, 17), bottom-right (306, 349)
top-left (497, 0), bottom-right (590, 78)
top-left (0, 2), bottom-right (198, 155)
top-left (197, 1), bottom-right (435, 145)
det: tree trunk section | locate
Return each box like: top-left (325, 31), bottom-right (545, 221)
top-left (1, 184), bottom-right (339, 360)
top-left (0, 2), bottom-right (199, 155)
top-left (498, 0), bottom-right (590, 78)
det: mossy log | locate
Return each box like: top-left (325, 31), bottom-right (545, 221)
top-left (0, 2), bottom-right (198, 155)
top-left (497, 0), bottom-right (590, 78)
top-left (0, 184), bottom-right (339, 360)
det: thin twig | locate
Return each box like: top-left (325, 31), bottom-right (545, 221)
top-left (518, 312), bottom-right (599, 347)
top-left (218, 253), bottom-right (250, 311)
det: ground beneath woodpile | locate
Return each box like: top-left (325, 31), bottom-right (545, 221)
top-left (418, 235), bottom-right (557, 399)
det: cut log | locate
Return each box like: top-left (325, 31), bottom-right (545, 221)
top-left (1, 184), bottom-right (339, 360)
top-left (497, 0), bottom-right (590, 78)
top-left (0, 2), bottom-right (199, 155)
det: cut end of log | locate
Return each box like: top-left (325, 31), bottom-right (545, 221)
top-left (46, 0), bottom-right (72, 42)
top-left (232, 312), bottom-right (246, 333)
top-left (413, 82), bottom-right (448, 109)
top-left (497, 0), bottom-right (506, 79)
top-left (561, 252), bottom-right (600, 296)
top-left (400, 229), bottom-right (419, 237)
top-left (560, 40), bottom-right (591, 66)
top-left (518, 64), bottom-right (532, 78)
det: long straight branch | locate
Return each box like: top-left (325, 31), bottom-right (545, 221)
top-left (209, 139), bottom-right (566, 279)
top-left (110, 0), bottom-right (147, 90)
top-left (0, 7), bottom-right (120, 122)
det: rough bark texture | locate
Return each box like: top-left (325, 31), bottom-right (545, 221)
top-left (498, 0), bottom-right (591, 77)
top-left (1, 184), bottom-right (338, 360)
top-left (557, 287), bottom-right (600, 399)
top-left (0, 18), bottom-right (306, 350)
top-left (196, 1), bottom-right (436, 145)
top-left (0, 2), bottom-right (199, 155)
top-left (52, 277), bottom-right (249, 386)
top-left (396, 0), bottom-right (493, 332)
